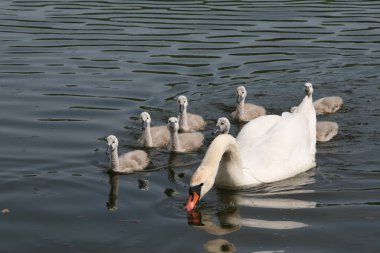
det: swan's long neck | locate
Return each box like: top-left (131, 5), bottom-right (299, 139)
top-left (169, 130), bottom-right (182, 152)
top-left (296, 94), bottom-right (316, 155)
top-left (236, 99), bottom-right (245, 119)
top-left (178, 108), bottom-right (188, 130)
top-left (109, 148), bottom-right (119, 171)
top-left (142, 124), bottom-right (153, 147)
top-left (194, 135), bottom-right (245, 188)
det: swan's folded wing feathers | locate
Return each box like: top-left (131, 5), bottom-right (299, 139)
top-left (239, 114), bottom-right (315, 183)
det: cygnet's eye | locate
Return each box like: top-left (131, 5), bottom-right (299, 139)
top-left (221, 122), bottom-right (224, 125)
top-left (112, 141), bottom-right (115, 143)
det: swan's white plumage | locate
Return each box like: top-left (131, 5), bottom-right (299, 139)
top-left (190, 114), bottom-right (315, 196)
top-left (292, 82), bottom-right (317, 154)
top-left (236, 113), bottom-right (315, 185)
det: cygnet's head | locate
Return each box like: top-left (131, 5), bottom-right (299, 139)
top-left (213, 117), bottom-right (230, 135)
top-left (304, 82), bottom-right (313, 97)
top-left (177, 95), bottom-right (188, 113)
top-left (140, 112), bottom-right (151, 130)
top-left (106, 135), bottom-right (119, 155)
top-left (236, 86), bottom-right (247, 103)
top-left (167, 117), bottom-right (179, 132)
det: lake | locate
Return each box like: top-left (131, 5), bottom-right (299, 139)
top-left (1, 0), bottom-right (379, 252)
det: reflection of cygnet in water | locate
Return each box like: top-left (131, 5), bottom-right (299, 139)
top-left (204, 239), bottom-right (236, 253)
top-left (106, 173), bottom-right (119, 211)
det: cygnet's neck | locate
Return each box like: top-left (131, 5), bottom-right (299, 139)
top-left (169, 129), bottom-right (182, 152)
top-left (142, 124), bottom-right (153, 147)
top-left (109, 148), bottom-right (120, 171)
top-left (178, 108), bottom-right (188, 130)
top-left (236, 98), bottom-right (245, 119)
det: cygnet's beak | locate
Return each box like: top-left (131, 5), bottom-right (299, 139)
top-left (141, 120), bottom-right (147, 130)
top-left (178, 103), bottom-right (185, 113)
top-left (304, 86), bottom-right (310, 96)
top-left (106, 144), bottom-right (111, 155)
top-left (212, 126), bottom-right (221, 135)
top-left (185, 191), bottom-right (200, 212)
top-left (169, 121), bottom-right (176, 130)
top-left (236, 94), bottom-right (243, 104)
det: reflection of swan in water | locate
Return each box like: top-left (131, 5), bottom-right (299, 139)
top-left (106, 173), bottom-right (119, 211)
top-left (188, 170), bottom-right (317, 235)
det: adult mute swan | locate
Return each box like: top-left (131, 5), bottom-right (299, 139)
top-left (186, 84), bottom-right (316, 212)
top-left (167, 117), bottom-right (204, 152)
top-left (106, 135), bottom-right (150, 173)
top-left (231, 86), bottom-right (266, 122)
top-left (212, 117), bottom-right (231, 135)
top-left (138, 112), bottom-right (170, 148)
top-left (177, 95), bottom-right (206, 132)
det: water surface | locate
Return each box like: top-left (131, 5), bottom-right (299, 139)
top-left (1, 0), bottom-right (380, 252)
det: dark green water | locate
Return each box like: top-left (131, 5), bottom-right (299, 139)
top-left (1, 0), bottom-right (379, 252)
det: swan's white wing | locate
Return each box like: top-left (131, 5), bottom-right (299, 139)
top-left (238, 113), bottom-right (315, 183)
top-left (236, 115), bottom-right (281, 149)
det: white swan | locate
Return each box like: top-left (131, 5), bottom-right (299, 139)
top-left (106, 135), bottom-right (150, 173)
top-left (313, 96), bottom-right (343, 115)
top-left (138, 112), bottom-right (170, 148)
top-left (212, 117), bottom-right (231, 135)
top-left (231, 86), bottom-right (266, 122)
top-left (316, 121), bottom-right (339, 142)
top-left (185, 105), bottom-right (316, 211)
top-left (167, 117), bottom-right (204, 152)
top-left (177, 95), bottom-right (206, 132)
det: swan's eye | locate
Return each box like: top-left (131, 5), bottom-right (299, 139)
top-left (221, 122), bottom-right (224, 125)
top-left (112, 141), bottom-right (115, 143)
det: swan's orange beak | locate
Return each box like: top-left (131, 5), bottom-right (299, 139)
top-left (185, 192), bottom-right (200, 212)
